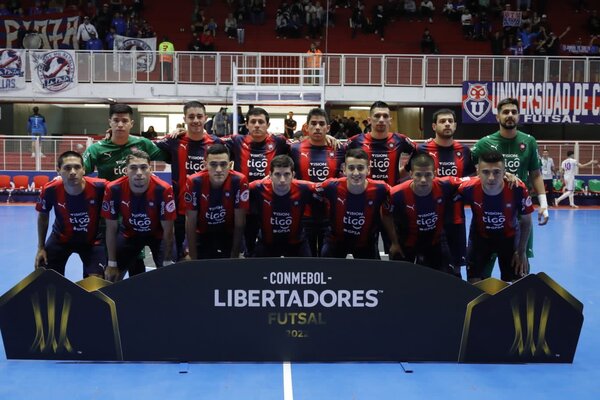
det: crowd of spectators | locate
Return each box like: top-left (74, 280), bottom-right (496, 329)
top-left (3, 0), bottom-right (154, 51)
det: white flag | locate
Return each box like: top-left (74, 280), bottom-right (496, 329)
top-left (29, 50), bottom-right (78, 93)
top-left (113, 35), bottom-right (157, 72)
top-left (0, 49), bottom-right (26, 91)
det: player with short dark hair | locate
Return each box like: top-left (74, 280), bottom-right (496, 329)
top-left (102, 150), bottom-right (176, 281)
top-left (289, 108), bottom-right (344, 256)
top-left (35, 151), bottom-right (107, 278)
top-left (248, 154), bottom-right (315, 257)
top-left (317, 148), bottom-right (394, 259)
top-left (183, 143), bottom-right (249, 259)
top-left (458, 150), bottom-right (534, 283)
top-left (412, 108), bottom-right (475, 276)
top-left (155, 101), bottom-right (226, 260)
top-left (385, 153), bottom-right (461, 274)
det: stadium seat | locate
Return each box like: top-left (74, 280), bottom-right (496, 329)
top-left (32, 175), bottom-right (50, 191)
top-left (588, 179), bottom-right (600, 193)
top-left (575, 179), bottom-right (585, 192)
top-left (12, 175), bottom-right (30, 192)
top-left (553, 179), bottom-right (563, 192)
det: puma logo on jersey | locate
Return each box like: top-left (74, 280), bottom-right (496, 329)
top-left (57, 202), bottom-right (66, 209)
top-left (336, 197), bottom-right (345, 205)
top-left (473, 201), bottom-right (483, 208)
top-left (201, 194), bottom-right (209, 201)
top-left (179, 143), bottom-right (187, 149)
top-left (121, 200), bottom-right (130, 208)
top-left (406, 204), bottom-right (415, 211)
top-left (263, 199), bottom-right (271, 206)
top-left (301, 152), bottom-right (309, 158)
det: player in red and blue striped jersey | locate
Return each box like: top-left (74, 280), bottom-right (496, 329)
top-left (249, 155), bottom-right (316, 257)
top-left (35, 151), bottom-right (107, 278)
top-left (290, 108), bottom-right (345, 256)
top-left (413, 108), bottom-right (476, 276)
top-left (228, 107), bottom-right (290, 182)
top-left (346, 101), bottom-right (417, 186)
top-left (384, 153), bottom-right (464, 274)
top-left (183, 144), bottom-right (249, 259)
top-left (457, 150), bottom-right (534, 283)
top-left (102, 150), bottom-right (176, 281)
top-left (155, 101), bottom-right (225, 260)
top-left (317, 148), bottom-right (395, 259)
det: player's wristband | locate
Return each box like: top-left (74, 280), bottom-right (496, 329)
top-left (107, 260), bottom-right (117, 268)
top-left (538, 194), bottom-right (549, 218)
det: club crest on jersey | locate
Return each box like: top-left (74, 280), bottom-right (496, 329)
top-left (89, 200), bottom-right (95, 204)
top-left (437, 198), bottom-right (443, 204)
top-left (225, 192), bottom-right (230, 197)
top-left (267, 143), bottom-right (274, 150)
top-left (463, 83), bottom-right (491, 122)
top-left (506, 203), bottom-right (512, 208)
top-left (388, 143), bottom-right (394, 148)
top-left (368, 200), bottom-right (374, 206)
top-left (149, 201), bottom-right (154, 207)
top-left (456, 151), bottom-right (462, 158)
top-left (184, 192), bottom-right (193, 203)
top-left (329, 152), bottom-right (335, 157)
top-left (519, 143), bottom-right (526, 152)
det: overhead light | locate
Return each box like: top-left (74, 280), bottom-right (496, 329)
top-left (349, 106), bottom-right (370, 110)
top-left (83, 104), bottom-right (108, 108)
top-left (107, 98), bottom-right (116, 103)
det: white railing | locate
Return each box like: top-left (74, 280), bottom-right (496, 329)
top-left (11, 50), bottom-right (600, 87)
top-left (1, 136), bottom-right (598, 175)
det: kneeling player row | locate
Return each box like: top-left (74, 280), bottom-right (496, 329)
top-left (36, 147), bottom-right (532, 284)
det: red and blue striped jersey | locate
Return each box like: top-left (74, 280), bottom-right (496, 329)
top-left (347, 132), bottom-right (417, 185)
top-left (182, 170), bottom-right (249, 234)
top-left (249, 178), bottom-right (315, 246)
top-left (316, 178), bottom-right (390, 247)
top-left (228, 134), bottom-right (290, 182)
top-left (155, 133), bottom-right (224, 201)
top-left (416, 139), bottom-right (476, 178)
top-left (36, 176), bottom-right (107, 245)
top-left (458, 178), bottom-right (534, 238)
top-left (289, 140), bottom-right (344, 183)
top-left (385, 178), bottom-right (462, 247)
top-left (101, 175), bottom-right (176, 239)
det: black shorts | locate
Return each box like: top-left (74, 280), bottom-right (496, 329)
top-left (252, 240), bottom-right (312, 257)
top-left (197, 232), bottom-right (233, 259)
top-left (321, 240), bottom-right (380, 260)
top-left (400, 241), bottom-right (454, 275)
top-left (467, 234), bottom-right (518, 282)
top-left (445, 222), bottom-right (467, 267)
top-left (116, 234), bottom-right (164, 276)
top-left (44, 234), bottom-right (105, 277)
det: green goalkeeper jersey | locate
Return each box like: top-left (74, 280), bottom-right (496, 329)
top-left (83, 135), bottom-right (167, 181)
top-left (471, 130), bottom-right (541, 182)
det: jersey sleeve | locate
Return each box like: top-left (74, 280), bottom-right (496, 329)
top-left (527, 137), bottom-right (542, 171)
top-left (82, 146), bottom-right (97, 175)
top-left (182, 175), bottom-right (196, 211)
top-left (35, 185), bottom-right (53, 213)
top-left (101, 185), bottom-right (119, 220)
top-left (236, 175), bottom-right (250, 210)
top-left (519, 184), bottom-right (535, 215)
top-left (141, 137), bottom-right (169, 162)
top-left (161, 186), bottom-right (177, 221)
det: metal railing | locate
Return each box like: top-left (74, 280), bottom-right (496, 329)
top-left (1, 136), bottom-right (598, 175)
top-left (12, 50), bottom-right (600, 87)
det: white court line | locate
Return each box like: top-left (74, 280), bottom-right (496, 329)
top-left (283, 361), bottom-right (294, 400)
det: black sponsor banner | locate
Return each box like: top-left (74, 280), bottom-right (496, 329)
top-left (0, 260), bottom-right (583, 362)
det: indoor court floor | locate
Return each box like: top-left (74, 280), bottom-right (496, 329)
top-left (1, 204), bottom-right (599, 400)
